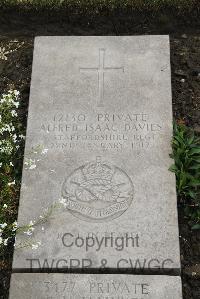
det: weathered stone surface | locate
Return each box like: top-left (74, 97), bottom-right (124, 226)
top-left (9, 274), bottom-right (182, 299)
top-left (13, 36), bottom-right (180, 271)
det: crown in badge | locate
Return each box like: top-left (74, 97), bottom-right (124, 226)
top-left (83, 156), bottom-right (113, 182)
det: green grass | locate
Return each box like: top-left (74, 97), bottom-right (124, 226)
top-left (0, 0), bottom-right (198, 11)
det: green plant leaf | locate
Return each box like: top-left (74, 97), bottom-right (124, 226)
top-left (189, 147), bottom-right (200, 155)
top-left (189, 164), bottom-right (200, 170)
top-left (193, 158), bottom-right (200, 163)
top-left (191, 223), bottom-right (200, 230)
top-left (172, 140), bottom-right (180, 147)
top-left (188, 135), bottom-right (194, 145)
top-left (174, 135), bottom-right (184, 144)
top-left (188, 190), bottom-right (197, 199)
top-left (169, 164), bottom-right (177, 172)
top-left (188, 179), bottom-right (200, 187)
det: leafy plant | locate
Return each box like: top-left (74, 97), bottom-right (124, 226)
top-left (0, 90), bottom-right (25, 258)
top-left (170, 122), bottom-right (200, 229)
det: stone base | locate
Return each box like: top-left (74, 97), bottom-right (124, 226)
top-left (9, 273), bottom-right (182, 298)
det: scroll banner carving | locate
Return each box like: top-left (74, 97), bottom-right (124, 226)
top-left (62, 156), bottom-right (134, 222)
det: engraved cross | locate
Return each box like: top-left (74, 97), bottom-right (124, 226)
top-left (80, 48), bottom-right (124, 107)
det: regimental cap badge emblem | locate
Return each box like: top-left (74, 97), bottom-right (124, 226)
top-left (62, 156), bottom-right (134, 222)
